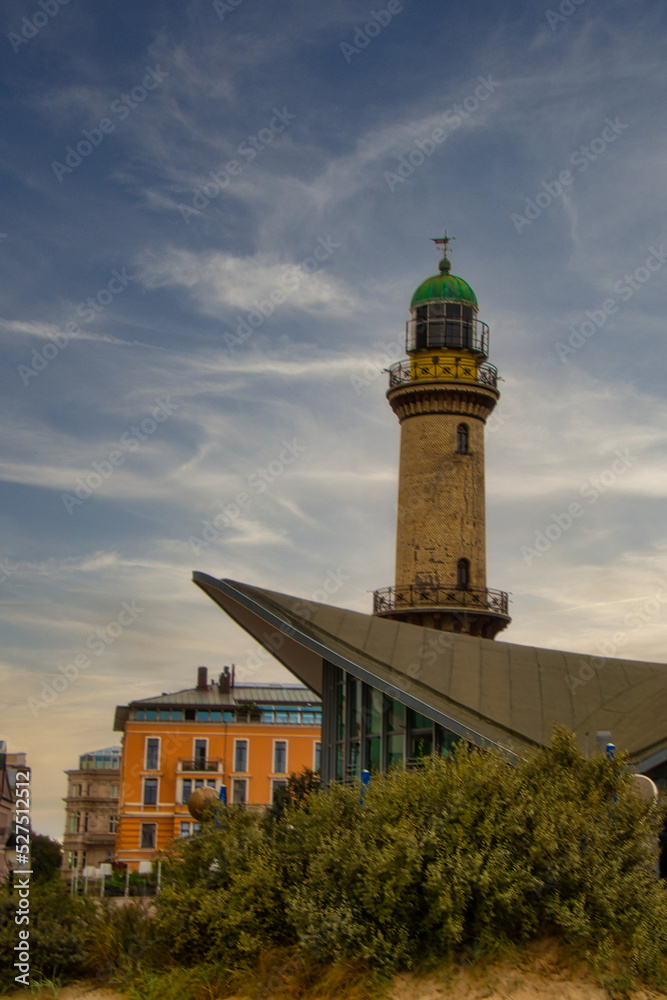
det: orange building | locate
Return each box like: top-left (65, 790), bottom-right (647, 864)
top-left (113, 667), bottom-right (321, 870)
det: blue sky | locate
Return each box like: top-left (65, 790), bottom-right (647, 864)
top-left (2, 0), bottom-right (667, 838)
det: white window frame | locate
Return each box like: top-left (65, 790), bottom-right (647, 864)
top-left (273, 739), bottom-right (288, 774)
top-left (271, 778), bottom-right (288, 804)
top-left (140, 822), bottom-right (156, 849)
top-left (233, 738), bottom-right (248, 773)
top-left (181, 777), bottom-right (192, 804)
top-left (193, 736), bottom-right (208, 766)
top-left (145, 736), bottom-right (161, 770)
top-left (143, 776), bottom-right (159, 806)
top-left (231, 777), bottom-right (248, 804)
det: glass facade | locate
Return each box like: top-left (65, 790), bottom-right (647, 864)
top-left (323, 661), bottom-right (462, 783)
top-left (79, 746), bottom-right (121, 769)
top-left (135, 705), bottom-right (321, 724)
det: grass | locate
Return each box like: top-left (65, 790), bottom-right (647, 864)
top-left (28, 976), bottom-right (62, 997)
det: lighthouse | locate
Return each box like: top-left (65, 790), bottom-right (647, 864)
top-left (373, 234), bottom-right (510, 639)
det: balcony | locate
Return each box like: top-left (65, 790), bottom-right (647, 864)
top-left (178, 758), bottom-right (222, 773)
top-left (373, 585), bottom-right (509, 617)
top-left (388, 357), bottom-right (499, 391)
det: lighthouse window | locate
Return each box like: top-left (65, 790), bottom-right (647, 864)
top-left (457, 558), bottom-right (470, 589)
top-left (461, 305), bottom-right (473, 348)
top-left (445, 302), bottom-right (461, 347)
top-left (414, 306), bottom-right (428, 349)
top-left (456, 424), bottom-right (469, 454)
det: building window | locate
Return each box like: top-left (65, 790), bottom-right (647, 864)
top-left (181, 778), bottom-right (192, 804)
top-left (83, 812), bottom-right (89, 833)
top-left (271, 778), bottom-right (288, 804)
top-left (140, 823), bottom-right (156, 849)
top-left (71, 783), bottom-right (82, 797)
top-left (234, 739), bottom-right (248, 773)
top-left (273, 741), bottom-right (287, 774)
top-left (180, 821), bottom-right (191, 838)
top-left (110, 784), bottom-right (119, 797)
top-left (232, 778), bottom-right (247, 804)
top-left (456, 423), bottom-right (469, 454)
top-left (456, 558), bottom-right (470, 589)
top-left (143, 778), bottom-right (158, 806)
top-left (314, 741), bottom-right (321, 772)
top-left (69, 811), bottom-right (81, 834)
top-left (67, 850), bottom-right (78, 870)
top-left (109, 815), bottom-right (118, 834)
top-left (194, 739), bottom-right (207, 769)
top-left (145, 738), bottom-right (160, 770)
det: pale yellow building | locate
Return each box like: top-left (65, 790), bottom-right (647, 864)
top-left (61, 746), bottom-right (120, 883)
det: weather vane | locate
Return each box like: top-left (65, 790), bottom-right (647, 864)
top-left (431, 230), bottom-right (455, 257)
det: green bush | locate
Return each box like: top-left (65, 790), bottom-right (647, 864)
top-left (3, 730), bottom-right (664, 993)
top-left (0, 880), bottom-right (94, 990)
top-left (148, 730), bottom-right (667, 980)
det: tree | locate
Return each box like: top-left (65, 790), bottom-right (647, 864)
top-left (30, 833), bottom-right (63, 881)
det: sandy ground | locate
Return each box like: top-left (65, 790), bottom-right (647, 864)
top-left (388, 942), bottom-right (667, 1000)
top-left (389, 966), bottom-right (665, 1000)
top-left (11, 945), bottom-right (667, 1000)
top-left (13, 989), bottom-right (129, 1000)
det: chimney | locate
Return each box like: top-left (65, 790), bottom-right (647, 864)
top-left (197, 666), bottom-right (208, 690)
top-left (219, 666), bottom-right (231, 694)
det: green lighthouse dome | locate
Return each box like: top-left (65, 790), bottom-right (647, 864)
top-left (405, 233), bottom-right (489, 359)
top-left (410, 254), bottom-right (478, 310)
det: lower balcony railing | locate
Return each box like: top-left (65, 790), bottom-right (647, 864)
top-left (387, 358), bottom-right (499, 390)
top-left (178, 758), bottom-right (222, 773)
top-left (373, 585), bottom-right (509, 616)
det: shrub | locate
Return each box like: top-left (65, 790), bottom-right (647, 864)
top-left (149, 729), bottom-right (667, 979)
top-left (0, 880), bottom-right (94, 990)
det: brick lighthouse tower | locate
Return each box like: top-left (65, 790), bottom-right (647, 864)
top-left (373, 234), bottom-right (510, 639)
